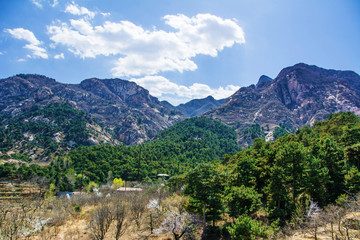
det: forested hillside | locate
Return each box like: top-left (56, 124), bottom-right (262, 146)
top-left (0, 117), bottom-right (239, 187)
top-left (1, 112), bottom-right (360, 238)
top-left (178, 112), bottom-right (360, 238)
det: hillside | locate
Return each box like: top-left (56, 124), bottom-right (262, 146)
top-left (0, 74), bottom-right (185, 160)
top-left (0, 116), bottom-right (239, 187)
top-left (0, 102), bottom-right (117, 161)
top-left (180, 111), bottom-right (360, 239)
top-left (204, 63), bottom-right (360, 147)
top-left (67, 117), bottom-right (240, 182)
top-left (1, 112), bottom-right (359, 240)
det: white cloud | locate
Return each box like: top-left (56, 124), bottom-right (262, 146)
top-left (101, 12), bottom-right (111, 17)
top-left (31, 0), bottom-right (58, 8)
top-left (65, 2), bottom-right (96, 18)
top-left (6, 28), bottom-right (41, 45)
top-left (54, 53), bottom-right (64, 59)
top-left (31, 0), bottom-right (43, 8)
top-left (24, 44), bottom-right (48, 59)
top-left (5, 28), bottom-right (48, 59)
top-left (18, 58), bottom-right (26, 62)
top-left (0, 52), bottom-right (3, 55)
top-left (131, 75), bottom-right (239, 105)
top-left (47, 13), bottom-right (245, 77)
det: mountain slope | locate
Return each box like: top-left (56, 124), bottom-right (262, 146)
top-left (204, 63), bottom-right (360, 147)
top-left (66, 117), bottom-right (240, 182)
top-left (0, 74), bottom-right (185, 160)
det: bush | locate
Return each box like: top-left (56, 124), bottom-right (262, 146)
top-left (226, 215), bottom-right (271, 240)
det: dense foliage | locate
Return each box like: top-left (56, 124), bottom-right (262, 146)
top-left (178, 112), bottom-right (360, 238)
top-left (0, 117), bottom-right (239, 186)
top-left (66, 117), bottom-right (240, 182)
top-left (1, 112), bottom-right (360, 239)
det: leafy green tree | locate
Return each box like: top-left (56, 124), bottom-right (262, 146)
top-left (231, 154), bottom-right (258, 187)
top-left (184, 163), bottom-right (223, 228)
top-left (344, 166), bottom-right (360, 193)
top-left (345, 143), bottom-right (360, 169)
top-left (112, 177), bottom-right (125, 188)
top-left (318, 137), bottom-right (345, 201)
top-left (305, 156), bottom-right (331, 205)
top-left (226, 215), bottom-right (271, 240)
top-left (224, 185), bottom-right (262, 220)
top-left (266, 141), bottom-right (309, 222)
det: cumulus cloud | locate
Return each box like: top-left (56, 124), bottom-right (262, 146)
top-left (65, 2), bottom-right (96, 18)
top-left (131, 75), bottom-right (239, 105)
top-left (5, 28), bottom-right (48, 59)
top-left (47, 13), bottom-right (245, 77)
top-left (54, 53), bottom-right (64, 59)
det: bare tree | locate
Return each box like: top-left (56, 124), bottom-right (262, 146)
top-left (128, 193), bottom-right (148, 229)
top-left (306, 200), bottom-right (322, 240)
top-left (155, 211), bottom-right (200, 240)
top-left (112, 200), bottom-right (128, 240)
top-left (322, 205), bottom-right (338, 240)
top-left (89, 200), bottom-right (113, 240)
top-left (0, 198), bottom-right (45, 240)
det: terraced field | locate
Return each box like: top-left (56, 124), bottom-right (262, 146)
top-left (0, 181), bottom-right (44, 201)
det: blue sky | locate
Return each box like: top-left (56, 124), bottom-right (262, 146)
top-left (1, 0), bottom-right (359, 105)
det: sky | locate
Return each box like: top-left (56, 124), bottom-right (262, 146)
top-left (1, 0), bottom-right (360, 105)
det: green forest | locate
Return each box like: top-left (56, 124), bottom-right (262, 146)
top-left (1, 112), bottom-right (360, 238)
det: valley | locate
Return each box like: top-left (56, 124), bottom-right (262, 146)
top-left (1, 63), bottom-right (360, 239)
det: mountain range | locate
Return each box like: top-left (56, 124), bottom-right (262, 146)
top-left (205, 63), bottom-right (360, 147)
top-left (0, 74), bottom-right (187, 145)
top-left (1, 63), bottom-right (360, 159)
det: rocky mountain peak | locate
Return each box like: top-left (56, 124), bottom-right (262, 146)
top-left (204, 63), bottom-right (360, 147)
top-left (256, 75), bottom-right (273, 88)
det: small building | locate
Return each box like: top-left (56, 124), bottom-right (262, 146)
top-left (116, 187), bottom-right (143, 192)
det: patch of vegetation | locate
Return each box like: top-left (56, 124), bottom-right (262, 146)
top-left (0, 102), bottom-right (93, 154)
top-left (241, 123), bottom-right (266, 144)
top-left (273, 123), bottom-right (295, 139)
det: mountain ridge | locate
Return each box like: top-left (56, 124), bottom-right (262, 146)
top-left (204, 63), bottom-right (360, 147)
top-left (1, 63), bottom-right (360, 155)
top-left (0, 74), bottom-right (185, 152)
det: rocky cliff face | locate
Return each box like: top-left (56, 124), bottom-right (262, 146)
top-left (204, 63), bottom-right (360, 147)
top-left (0, 74), bottom-right (185, 148)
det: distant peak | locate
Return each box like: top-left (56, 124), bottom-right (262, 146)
top-left (293, 62), bottom-right (309, 68)
top-left (205, 95), bottom-right (215, 100)
top-left (256, 75), bottom-right (273, 88)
